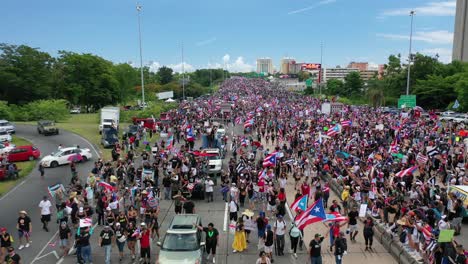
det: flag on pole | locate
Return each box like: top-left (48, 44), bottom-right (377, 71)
top-left (322, 212), bottom-right (348, 222)
top-left (79, 217), bottom-right (93, 228)
top-left (244, 119), bottom-right (254, 128)
top-left (263, 152), bottom-right (277, 167)
top-left (295, 198), bottom-right (327, 230)
top-left (340, 120), bottom-right (352, 128)
top-left (235, 116), bottom-right (242, 125)
top-left (453, 99), bottom-right (460, 109)
top-left (290, 194), bottom-right (308, 212)
top-left (395, 166), bottom-right (418, 177)
top-left (186, 125), bottom-right (194, 142)
top-left (166, 134), bottom-right (174, 150)
top-left (98, 181), bottom-right (116, 192)
top-left (416, 153), bottom-right (428, 164)
top-left (326, 125), bottom-right (341, 137)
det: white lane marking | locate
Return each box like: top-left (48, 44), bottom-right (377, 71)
top-left (60, 222), bottom-right (98, 263)
top-left (56, 257), bottom-right (64, 264)
top-left (33, 250), bottom-right (60, 261)
top-left (71, 132), bottom-right (101, 159)
top-left (31, 230), bottom-right (59, 264)
top-left (223, 202), bottom-right (228, 232)
top-left (0, 179), bottom-right (27, 201)
top-left (285, 201), bottom-right (294, 223)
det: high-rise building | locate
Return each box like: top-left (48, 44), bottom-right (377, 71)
top-left (280, 57), bottom-right (295, 74)
top-left (347, 62), bottom-right (368, 71)
top-left (256, 58), bottom-right (274, 74)
top-left (323, 67), bottom-right (359, 82)
top-left (453, 0), bottom-right (468, 62)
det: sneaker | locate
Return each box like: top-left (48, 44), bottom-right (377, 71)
top-left (293, 253), bottom-right (297, 258)
top-left (18, 245), bottom-right (24, 250)
top-left (213, 257), bottom-right (216, 263)
top-left (131, 255), bottom-right (136, 260)
top-left (233, 250), bottom-right (237, 253)
top-left (25, 243), bottom-right (30, 248)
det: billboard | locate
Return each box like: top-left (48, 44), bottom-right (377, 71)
top-left (301, 63), bottom-right (321, 71)
top-left (157, 91), bottom-right (174, 100)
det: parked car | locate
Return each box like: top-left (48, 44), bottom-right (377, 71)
top-left (37, 120), bottom-right (59, 135)
top-left (7, 145), bottom-right (41, 162)
top-left (0, 120), bottom-right (15, 134)
top-left (40, 147), bottom-right (92, 168)
top-left (158, 214), bottom-right (205, 264)
top-left (0, 129), bottom-right (12, 142)
top-left (124, 125), bottom-right (139, 137)
top-left (70, 107), bottom-right (81, 114)
top-left (101, 128), bottom-right (119, 148)
top-left (0, 142), bottom-right (15, 155)
top-left (452, 114), bottom-right (468, 124)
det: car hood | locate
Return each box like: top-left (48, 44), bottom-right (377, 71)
top-left (43, 126), bottom-right (57, 130)
top-left (40, 155), bottom-right (55, 162)
top-left (209, 159), bottom-right (222, 166)
top-left (158, 249), bottom-right (201, 264)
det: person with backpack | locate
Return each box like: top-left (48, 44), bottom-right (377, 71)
top-left (333, 231), bottom-right (347, 264)
top-left (289, 223), bottom-right (302, 258)
top-left (273, 215), bottom-right (286, 256)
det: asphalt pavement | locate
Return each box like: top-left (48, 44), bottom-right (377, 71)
top-left (0, 124), bottom-right (100, 264)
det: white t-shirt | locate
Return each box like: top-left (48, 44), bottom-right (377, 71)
top-left (39, 200), bottom-right (52, 215)
top-left (205, 180), bottom-right (214, 192)
top-left (229, 201), bottom-right (237, 213)
top-left (274, 220), bottom-right (286, 235)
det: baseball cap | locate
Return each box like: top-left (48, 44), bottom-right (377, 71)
top-left (315, 233), bottom-right (322, 238)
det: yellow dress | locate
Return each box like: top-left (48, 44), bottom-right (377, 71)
top-left (232, 227), bottom-right (248, 252)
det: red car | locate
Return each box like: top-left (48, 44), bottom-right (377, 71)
top-left (8, 145), bottom-right (41, 162)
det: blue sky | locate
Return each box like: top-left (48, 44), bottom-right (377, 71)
top-left (0, 0), bottom-right (456, 72)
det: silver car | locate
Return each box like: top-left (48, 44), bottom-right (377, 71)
top-left (158, 214), bottom-right (205, 264)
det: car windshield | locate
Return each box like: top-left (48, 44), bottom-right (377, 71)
top-left (162, 233), bottom-right (199, 251)
top-left (0, 131), bottom-right (8, 135)
top-left (43, 121), bottom-right (54, 126)
top-left (0, 122), bottom-right (9, 127)
top-left (207, 155), bottom-right (220, 160)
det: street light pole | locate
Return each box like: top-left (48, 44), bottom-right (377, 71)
top-left (136, 3), bottom-right (145, 106)
top-left (406, 10), bottom-right (415, 95)
top-left (181, 42), bottom-right (185, 100)
top-left (319, 42), bottom-right (323, 96)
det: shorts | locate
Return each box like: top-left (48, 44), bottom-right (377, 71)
top-left (59, 239), bottom-right (68, 247)
top-left (18, 230), bottom-right (30, 238)
top-left (175, 205), bottom-right (182, 214)
top-left (267, 204), bottom-right (276, 212)
top-left (206, 243), bottom-right (217, 254)
top-left (452, 217), bottom-right (462, 226)
top-left (140, 247), bottom-right (151, 258)
top-left (116, 240), bottom-right (125, 252)
top-left (264, 245), bottom-right (273, 253)
top-left (140, 207), bottom-right (146, 215)
top-left (41, 214), bottom-right (51, 222)
top-left (349, 224), bottom-right (358, 232)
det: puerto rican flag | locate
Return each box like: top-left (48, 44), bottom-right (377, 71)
top-left (263, 152), bottom-right (277, 167)
top-left (290, 194), bottom-right (308, 212)
top-left (323, 212), bottom-right (348, 223)
top-left (79, 217), bottom-right (93, 228)
top-left (295, 198), bottom-right (327, 230)
top-left (416, 153), bottom-right (428, 164)
top-left (247, 111), bottom-right (255, 119)
top-left (98, 181), bottom-right (116, 192)
top-left (340, 120), bottom-right (352, 128)
top-left (241, 137), bottom-right (248, 147)
top-left (326, 125), bottom-right (341, 137)
top-left (244, 119), bottom-right (254, 128)
top-left (235, 116), bottom-right (242, 125)
top-left (258, 169), bottom-right (267, 179)
top-left (389, 138), bottom-right (399, 154)
top-left (186, 125), bottom-right (194, 142)
top-left (395, 166), bottom-right (418, 177)
top-left (166, 134), bottom-right (174, 150)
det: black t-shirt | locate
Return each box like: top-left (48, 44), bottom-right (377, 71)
top-left (268, 194), bottom-right (277, 206)
top-left (265, 230), bottom-right (274, 246)
top-left (100, 229), bottom-right (114, 246)
top-left (257, 217), bottom-right (266, 230)
top-left (330, 204), bottom-right (341, 213)
top-left (170, 158), bottom-right (180, 169)
top-left (203, 227), bottom-right (219, 245)
top-left (17, 216), bottom-right (31, 231)
top-left (59, 227), bottom-right (71, 240)
top-left (183, 201), bottom-right (195, 213)
top-left (77, 232), bottom-right (90, 247)
top-left (1, 233), bottom-right (12, 247)
top-left (455, 253), bottom-right (466, 264)
top-left (309, 237), bottom-right (324, 257)
top-left (126, 226), bottom-right (137, 241)
top-left (348, 211), bottom-right (359, 225)
top-left (4, 253), bottom-right (21, 264)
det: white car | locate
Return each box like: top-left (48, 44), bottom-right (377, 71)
top-left (70, 108), bottom-right (81, 114)
top-left (0, 129), bottom-right (12, 142)
top-left (0, 120), bottom-right (15, 134)
top-left (0, 142), bottom-right (15, 155)
top-left (40, 147), bottom-right (93, 168)
top-left (452, 114), bottom-right (468, 124)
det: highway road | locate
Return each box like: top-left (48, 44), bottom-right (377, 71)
top-left (0, 124), bottom-right (100, 264)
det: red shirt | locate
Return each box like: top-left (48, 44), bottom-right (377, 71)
top-left (278, 192), bottom-right (286, 202)
top-left (140, 229), bottom-right (151, 248)
top-left (301, 184), bottom-right (310, 196)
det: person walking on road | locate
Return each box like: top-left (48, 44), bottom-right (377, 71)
top-left (58, 221), bottom-right (71, 257)
top-left (363, 216), bottom-right (375, 251)
top-left (196, 222), bottom-right (219, 263)
top-left (256, 251), bottom-right (272, 264)
top-left (16, 210), bottom-right (32, 250)
top-left (333, 232), bottom-right (347, 264)
top-left (309, 233), bottom-right (326, 264)
top-left (114, 222), bottom-right (126, 261)
top-left (229, 199), bottom-right (238, 221)
top-left (4, 247), bottom-right (21, 264)
top-left (99, 225), bottom-right (114, 264)
top-left (289, 223), bottom-right (302, 258)
top-left (138, 222), bottom-right (151, 264)
top-left (0, 227), bottom-right (13, 261)
top-left (39, 196), bottom-right (52, 232)
top-left (38, 162), bottom-right (45, 179)
top-left (263, 225), bottom-right (274, 263)
top-left (273, 214), bottom-right (286, 256)
top-left (205, 176), bottom-right (214, 202)
top-left (347, 206), bottom-right (359, 242)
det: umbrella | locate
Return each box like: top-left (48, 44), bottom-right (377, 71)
top-left (68, 153), bottom-right (83, 162)
top-left (335, 151), bottom-right (350, 159)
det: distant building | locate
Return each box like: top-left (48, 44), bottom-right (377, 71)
top-left (280, 57), bottom-right (295, 74)
top-left (360, 70), bottom-right (378, 81)
top-left (453, 0), bottom-right (468, 62)
top-left (256, 58), bottom-right (274, 74)
top-left (347, 62), bottom-right (368, 71)
top-left (323, 67), bottom-right (359, 82)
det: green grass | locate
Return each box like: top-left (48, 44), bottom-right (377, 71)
top-left (0, 136), bottom-right (37, 196)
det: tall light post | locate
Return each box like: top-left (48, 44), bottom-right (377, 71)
top-left (136, 3), bottom-right (145, 105)
top-left (319, 42), bottom-right (323, 96)
top-left (181, 42), bottom-right (185, 100)
top-left (406, 10), bottom-right (415, 95)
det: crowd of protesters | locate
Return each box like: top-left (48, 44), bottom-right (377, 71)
top-left (1, 76), bottom-right (467, 264)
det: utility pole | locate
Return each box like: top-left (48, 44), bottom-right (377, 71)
top-left (406, 11), bottom-right (415, 95)
top-left (136, 3), bottom-right (145, 106)
top-left (319, 42), bottom-right (323, 96)
top-left (182, 42), bottom-right (185, 100)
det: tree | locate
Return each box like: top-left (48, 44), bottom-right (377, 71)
top-left (366, 79), bottom-right (386, 107)
top-left (298, 71), bottom-right (310, 82)
top-left (344, 72), bottom-right (363, 96)
top-left (113, 63), bottom-right (139, 103)
top-left (157, 66), bottom-right (173, 85)
top-left (412, 74), bottom-right (458, 109)
top-left (454, 73), bottom-right (468, 111)
top-left (325, 79), bottom-right (344, 95)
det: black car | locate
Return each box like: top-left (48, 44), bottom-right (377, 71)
top-left (125, 125), bottom-right (139, 137)
top-left (37, 120), bottom-right (59, 135)
top-left (101, 128), bottom-right (119, 148)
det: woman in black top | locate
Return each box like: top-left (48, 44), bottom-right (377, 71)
top-left (363, 217), bottom-right (374, 251)
top-left (0, 228), bottom-right (12, 261)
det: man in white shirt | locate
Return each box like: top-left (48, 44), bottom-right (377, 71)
top-left (273, 214), bottom-right (287, 256)
top-left (229, 200), bottom-right (238, 221)
top-left (205, 176), bottom-right (214, 202)
top-left (38, 196), bottom-right (52, 232)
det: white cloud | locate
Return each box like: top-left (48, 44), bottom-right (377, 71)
top-left (288, 0), bottom-right (336, 15)
top-left (207, 54), bottom-right (254, 72)
top-left (419, 48), bottom-right (452, 63)
top-left (381, 1), bottom-right (456, 17)
top-left (222, 54), bottom-right (230, 64)
top-left (196, 37), bottom-right (217, 46)
top-left (368, 62), bottom-right (379, 70)
top-left (377, 30), bottom-right (453, 44)
top-left (147, 61), bottom-right (161, 72)
top-left (168, 62), bottom-right (194, 73)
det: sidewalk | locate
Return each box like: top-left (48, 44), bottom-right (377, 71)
top-left (284, 176), bottom-right (396, 264)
